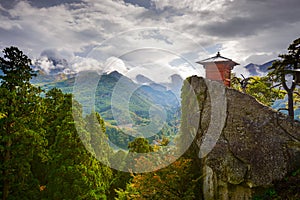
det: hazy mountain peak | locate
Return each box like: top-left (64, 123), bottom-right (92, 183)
top-left (244, 60), bottom-right (276, 76)
top-left (108, 70), bottom-right (123, 80)
top-left (136, 74), bottom-right (154, 84)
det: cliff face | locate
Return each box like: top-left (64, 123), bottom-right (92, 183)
top-left (181, 76), bottom-right (300, 200)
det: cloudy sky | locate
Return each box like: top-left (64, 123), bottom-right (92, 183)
top-left (1, 0), bottom-right (300, 80)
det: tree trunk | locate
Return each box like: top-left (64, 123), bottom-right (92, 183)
top-left (281, 74), bottom-right (295, 120)
top-left (287, 90), bottom-right (294, 119)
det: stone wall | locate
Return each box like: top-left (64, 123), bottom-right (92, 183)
top-left (181, 76), bottom-right (300, 200)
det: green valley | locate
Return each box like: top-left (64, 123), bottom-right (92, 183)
top-left (32, 70), bottom-right (181, 149)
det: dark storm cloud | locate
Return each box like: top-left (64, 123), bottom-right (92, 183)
top-left (202, 0), bottom-right (300, 38)
top-left (124, 0), bottom-right (153, 9)
top-left (0, 0), bottom-right (20, 9)
top-left (0, 0), bottom-right (84, 9)
top-left (41, 49), bottom-right (63, 60)
top-left (0, 26), bottom-right (40, 51)
top-left (30, 0), bottom-right (84, 8)
top-left (202, 16), bottom-right (262, 37)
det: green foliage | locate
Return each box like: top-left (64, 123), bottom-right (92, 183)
top-left (0, 46), bottom-right (186, 200)
top-left (0, 47), bottom-right (115, 199)
top-left (291, 168), bottom-right (300, 176)
top-left (85, 112), bottom-right (112, 160)
top-left (128, 138), bottom-right (154, 153)
top-left (0, 112), bottom-right (6, 119)
top-left (105, 124), bottom-right (135, 150)
top-left (37, 71), bottom-right (180, 149)
top-left (0, 46), bottom-right (36, 89)
top-left (231, 75), bottom-right (285, 106)
top-left (231, 37), bottom-right (300, 119)
top-left (273, 167), bottom-right (300, 199)
top-left (252, 188), bottom-right (280, 200)
top-left (268, 37), bottom-right (300, 118)
top-left (0, 47), bottom-right (46, 200)
top-left (109, 168), bottom-right (131, 199)
top-left (269, 37), bottom-right (300, 84)
top-left (116, 158), bottom-right (202, 200)
top-left (43, 89), bottom-right (112, 199)
top-left (253, 167), bottom-right (300, 200)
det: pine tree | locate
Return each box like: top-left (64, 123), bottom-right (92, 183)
top-left (269, 37), bottom-right (300, 118)
top-left (0, 47), bottom-right (46, 199)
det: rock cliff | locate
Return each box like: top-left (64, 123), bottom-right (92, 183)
top-left (181, 76), bottom-right (300, 200)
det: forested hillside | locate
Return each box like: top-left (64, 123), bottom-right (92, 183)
top-left (0, 47), bottom-right (114, 199)
top-left (0, 47), bottom-right (200, 199)
top-left (33, 69), bottom-right (181, 149)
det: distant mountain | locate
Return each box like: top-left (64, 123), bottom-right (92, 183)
top-left (148, 83), bottom-right (167, 92)
top-left (107, 70), bottom-right (123, 80)
top-left (31, 70), bottom-right (76, 85)
top-left (258, 60), bottom-right (276, 73)
top-left (35, 70), bottom-right (181, 148)
top-left (34, 70), bottom-right (181, 115)
top-left (136, 74), bottom-right (154, 84)
top-left (31, 49), bottom-right (77, 83)
top-left (135, 73), bottom-right (183, 99)
top-left (244, 60), bottom-right (276, 76)
top-left (244, 63), bottom-right (260, 76)
top-left (167, 74), bottom-right (183, 96)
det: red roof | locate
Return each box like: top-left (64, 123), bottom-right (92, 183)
top-left (196, 52), bottom-right (239, 66)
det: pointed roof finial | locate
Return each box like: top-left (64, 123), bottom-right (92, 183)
top-left (196, 51), bottom-right (239, 66)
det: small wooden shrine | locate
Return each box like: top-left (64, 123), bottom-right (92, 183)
top-left (197, 52), bottom-right (239, 87)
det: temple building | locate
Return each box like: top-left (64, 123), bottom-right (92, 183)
top-left (196, 52), bottom-right (239, 87)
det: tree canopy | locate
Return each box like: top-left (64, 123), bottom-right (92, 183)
top-left (268, 37), bottom-right (300, 118)
top-left (0, 47), bottom-right (113, 199)
top-left (0, 46), bottom-right (45, 200)
top-left (231, 75), bottom-right (285, 107)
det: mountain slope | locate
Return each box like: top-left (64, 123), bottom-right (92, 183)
top-left (35, 71), bottom-right (181, 149)
top-left (244, 60), bottom-right (276, 76)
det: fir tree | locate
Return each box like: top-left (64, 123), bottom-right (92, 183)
top-left (0, 47), bottom-right (46, 200)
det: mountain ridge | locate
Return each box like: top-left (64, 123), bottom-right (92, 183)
top-left (33, 70), bottom-right (181, 149)
top-left (243, 60), bottom-right (276, 76)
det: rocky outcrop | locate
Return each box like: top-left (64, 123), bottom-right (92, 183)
top-left (181, 76), bottom-right (300, 200)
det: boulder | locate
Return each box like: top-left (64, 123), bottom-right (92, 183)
top-left (181, 76), bottom-right (300, 199)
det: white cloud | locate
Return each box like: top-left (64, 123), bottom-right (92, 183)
top-left (71, 56), bottom-right (103, 73)
top-left (151, 0), bottom-right (231, 12)
top-left (33, 57), bottom-right (55, 74)
top-left (0, 0), bottom-right (299, 80)
top-left (104, 57), bottom-right (128, 74)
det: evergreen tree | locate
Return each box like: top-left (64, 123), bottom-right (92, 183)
top-left (85, 112), bottom-right (111, 160)
top-left (0, 46), bottom-right (36, 89)
top-left (0, 47), bottom-right (46, 200)
top-left (269, 37), bottom-right (300, 118)
top-left (44, 90), bottom-right (112, 199)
